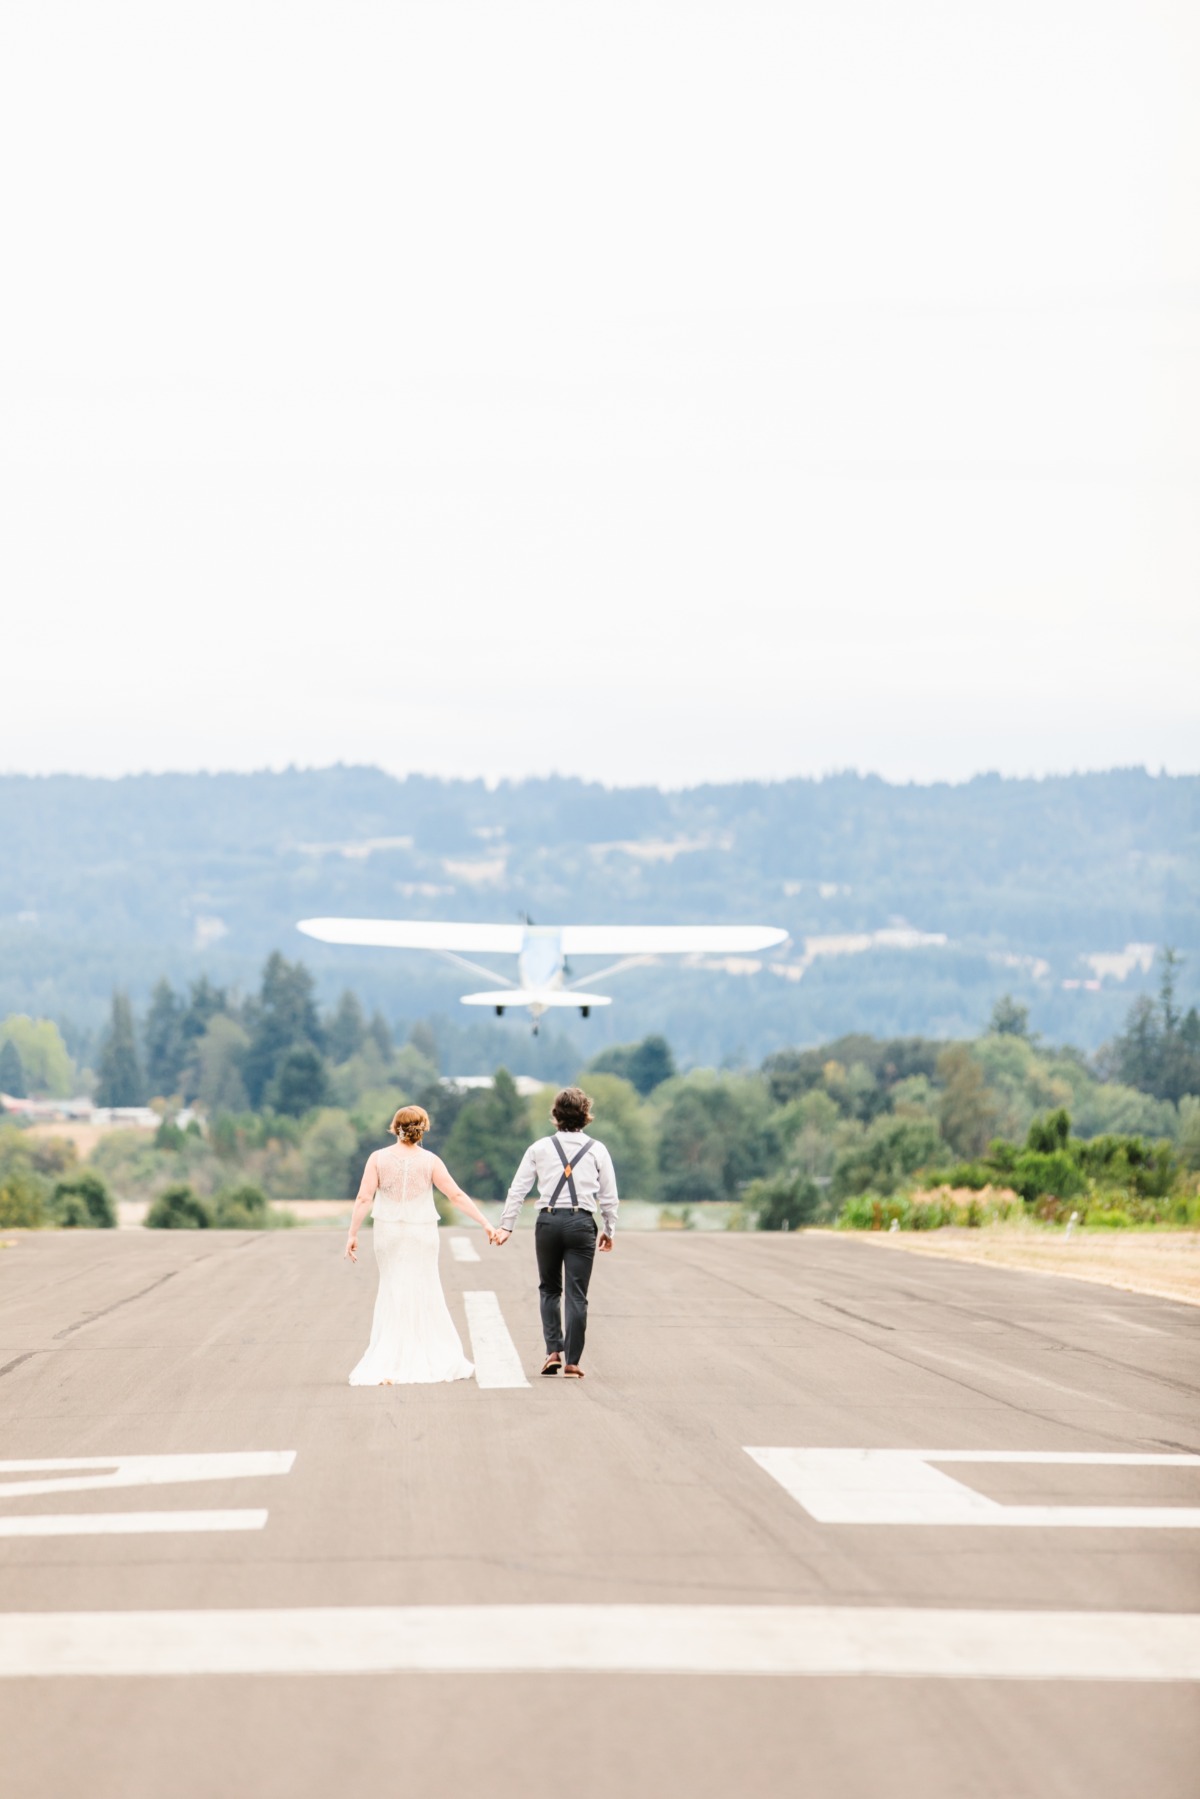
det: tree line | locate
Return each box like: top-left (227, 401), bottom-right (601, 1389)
top-left (3, 951), bottom-right (1197, 1234)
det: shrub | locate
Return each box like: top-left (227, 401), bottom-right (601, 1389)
top-left (837, 1193), bottom-right (911, 1231)
top-left (211, 1183), bottom-right (270, 1228)
top-left (947, 1162), bottom-right (993, 1191)
top-left (0, 1170), bottom-right (46, 1228)
top-left (1011, 1150), bottom-right (1086, 1205)
top-left (748, 1173), bottom-right (821, 1231)
top-left (1026, 1109), bottom-right (1072, 1154)
top-left (53, 1191), bottom-right (94, 1227)
top-left (1077, 1135), bottom-right (1178, 1199)
top-left (1087, 1207), bottom-right (1133, 1229)
top-left (831, 1120), bottom-right (943, 1200)
top-left (49, 1172), bottom-right (116, 1229)
top-left (910, 1199), bottom-right (954, 1229)
top-left (145, 1184), bottom-right (212, 1229)
top-left (1031, 1194), bottom-right (1079, 1224)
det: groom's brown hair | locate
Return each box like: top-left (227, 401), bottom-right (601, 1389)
top-left (551, 1087), bottom-right (593, 1132)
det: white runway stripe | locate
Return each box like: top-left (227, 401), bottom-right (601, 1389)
top-left (0, 1510), bottom-right (269, 1538)
top-left (1, 1606), bottom-right (1197, 1681)
top-left (747, 1448), bottom-right (1200, 1528)
top-left (463, 1291), bottom-right (530, 1388)
top-left (0, 1451), bottom-right (296, 1502)
top-left (448, 1237), bottom-right (481, 1263)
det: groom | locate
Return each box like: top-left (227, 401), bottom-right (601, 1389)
top-left (492, 1085), bottom-right (618, 1379)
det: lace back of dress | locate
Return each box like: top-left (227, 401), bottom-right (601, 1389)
top-left (375, 1144), bottom-right (434, 1215)
top-left (400, 1146), bottom-right (430, 1201)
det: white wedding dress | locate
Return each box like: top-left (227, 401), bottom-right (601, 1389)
top-left (348, 1144), bottom-right (474, 1386)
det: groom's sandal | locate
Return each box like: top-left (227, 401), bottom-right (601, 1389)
top-left (562, 1364), bottom-right (585, 1379)
top-left (541, 1354), bottom-right (562, 1376)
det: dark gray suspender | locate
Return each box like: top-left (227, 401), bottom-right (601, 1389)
top-left (549, 1136), bottom-right (595, 1210)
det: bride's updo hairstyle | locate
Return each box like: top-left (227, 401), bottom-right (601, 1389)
top-left (390, 1105), bottom-right (430, 1144)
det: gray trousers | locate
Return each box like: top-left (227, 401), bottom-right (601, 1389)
top-left (534, 1208), bottom-right (598, 1364)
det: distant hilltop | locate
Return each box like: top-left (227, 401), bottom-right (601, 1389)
top-left (0, 767), bottom-right (1196, 1061)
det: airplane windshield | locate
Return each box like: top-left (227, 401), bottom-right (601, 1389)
top-left (519, 929), bottom-right (561, 990)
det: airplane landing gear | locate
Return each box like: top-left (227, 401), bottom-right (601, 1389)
top-left (494, 1005), bottom-right (505, 1017)
top-left (580, 1005), bottom-right (590, 1018)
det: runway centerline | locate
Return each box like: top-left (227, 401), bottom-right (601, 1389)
top-left (463, 1291), bottom-right (530, 1388)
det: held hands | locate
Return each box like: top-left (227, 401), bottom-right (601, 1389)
top-left (491, 1228), bottom-right (511, 1247)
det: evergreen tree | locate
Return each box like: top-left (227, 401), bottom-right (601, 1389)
top-left (196, 1016), bottom-right (251, 1114)
top-left (442, 1069), bottom-right (532, 1199)
top-left (655, 1082), bottom-right (731, 1204)
top-left (180, 975), bottom-right (230, 1044)
top-left (143, 978), bottom-right (185, 1095)
top-left (0, 1039), bottom-right (26, 1098)
top-left (1110, 949), bottom-right (1200, 1103)
top-left (243, 953), bottom-right (325, 1106)
top-left (369, 1011), bottom-right (394, 1059)
top-left (95, 993), bottom-right (146, 1107)
top-left (989, 995), bottom-right (1029, 1038)
top-left (625, 1034), bottom-right (676, 1096)
top-left (1113, 994), bottom-right (1160, 1092)
top-left (266, 1044), bottom-right (329, 1117)
top-left (413, 1078), bottom-right (466, 1152)
top-left (327, 990), bottom-right (367, 1063)
top-left (589, 1034), bottom-right (676, 1096)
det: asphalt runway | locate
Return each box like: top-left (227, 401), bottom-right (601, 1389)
top-left (1, 1226), bottom-right (1198, 1799)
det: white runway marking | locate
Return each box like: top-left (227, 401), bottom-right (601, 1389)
top-left (747, 1448), bottom-right (1200, 1528)
top-left (463, 1291), bottom-right (530, 1388)
top-left (448, 1237), bottom-right (481, 1263)
top-left (0, 1510), bottom-right (269, 1538)
top-left (0, 1452), bottom-right (296, 1502)
top-left (0, 1452), bottom-right (295, 1536)
top-left (1, 1606), bottom-right (1196, 1681)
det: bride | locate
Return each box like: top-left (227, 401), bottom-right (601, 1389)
top-left (344, 1104), bottom-right (496, 1385)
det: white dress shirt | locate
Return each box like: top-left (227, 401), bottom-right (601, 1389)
top-left (499, 1131), bottom-right (619, 1237)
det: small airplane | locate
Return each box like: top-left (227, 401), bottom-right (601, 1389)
top-left (297, 916), bottom-right (789, 1030)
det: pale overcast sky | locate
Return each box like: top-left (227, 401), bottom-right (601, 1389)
top-left (2, 2), bottom-right (1197, 787)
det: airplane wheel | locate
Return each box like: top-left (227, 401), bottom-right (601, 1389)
top-left (580, 1006), bottom-right (590, 1018)
top-left (495, 1005), bottom-right (505, 1017)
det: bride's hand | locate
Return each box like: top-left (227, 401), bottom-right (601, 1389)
top-left (344, 1235), bottom-right (358, 1263)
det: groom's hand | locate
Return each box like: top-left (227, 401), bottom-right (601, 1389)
top-left (493, 1228), bottom-right (511, 1247)
top-left (598, 1234), bottom-right (614, 1253)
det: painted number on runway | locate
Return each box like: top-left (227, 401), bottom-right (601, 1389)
top-left (0, 1451), bottom-right (296, 1537)
top-left (746, 1448), bottom-right (1200, 1528)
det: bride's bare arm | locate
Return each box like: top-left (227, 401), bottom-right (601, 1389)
top-left (430, 1157), bottom-right (495, 1236)
top-left (344, 1155), bottom-right (380, 1261)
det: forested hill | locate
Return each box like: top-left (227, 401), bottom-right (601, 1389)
top-left (1, 767), bottom-right (1196, 1065)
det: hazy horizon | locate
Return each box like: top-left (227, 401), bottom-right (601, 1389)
top-left (1, 760), bottom-right (1196, 793)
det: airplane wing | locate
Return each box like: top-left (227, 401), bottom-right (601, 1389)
top-left (460, 990), bottom-right (613, 1008)
top-left (297, 918), bottom-right (524, 953)
top-left (559, 925), bottom-right (788, 955)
